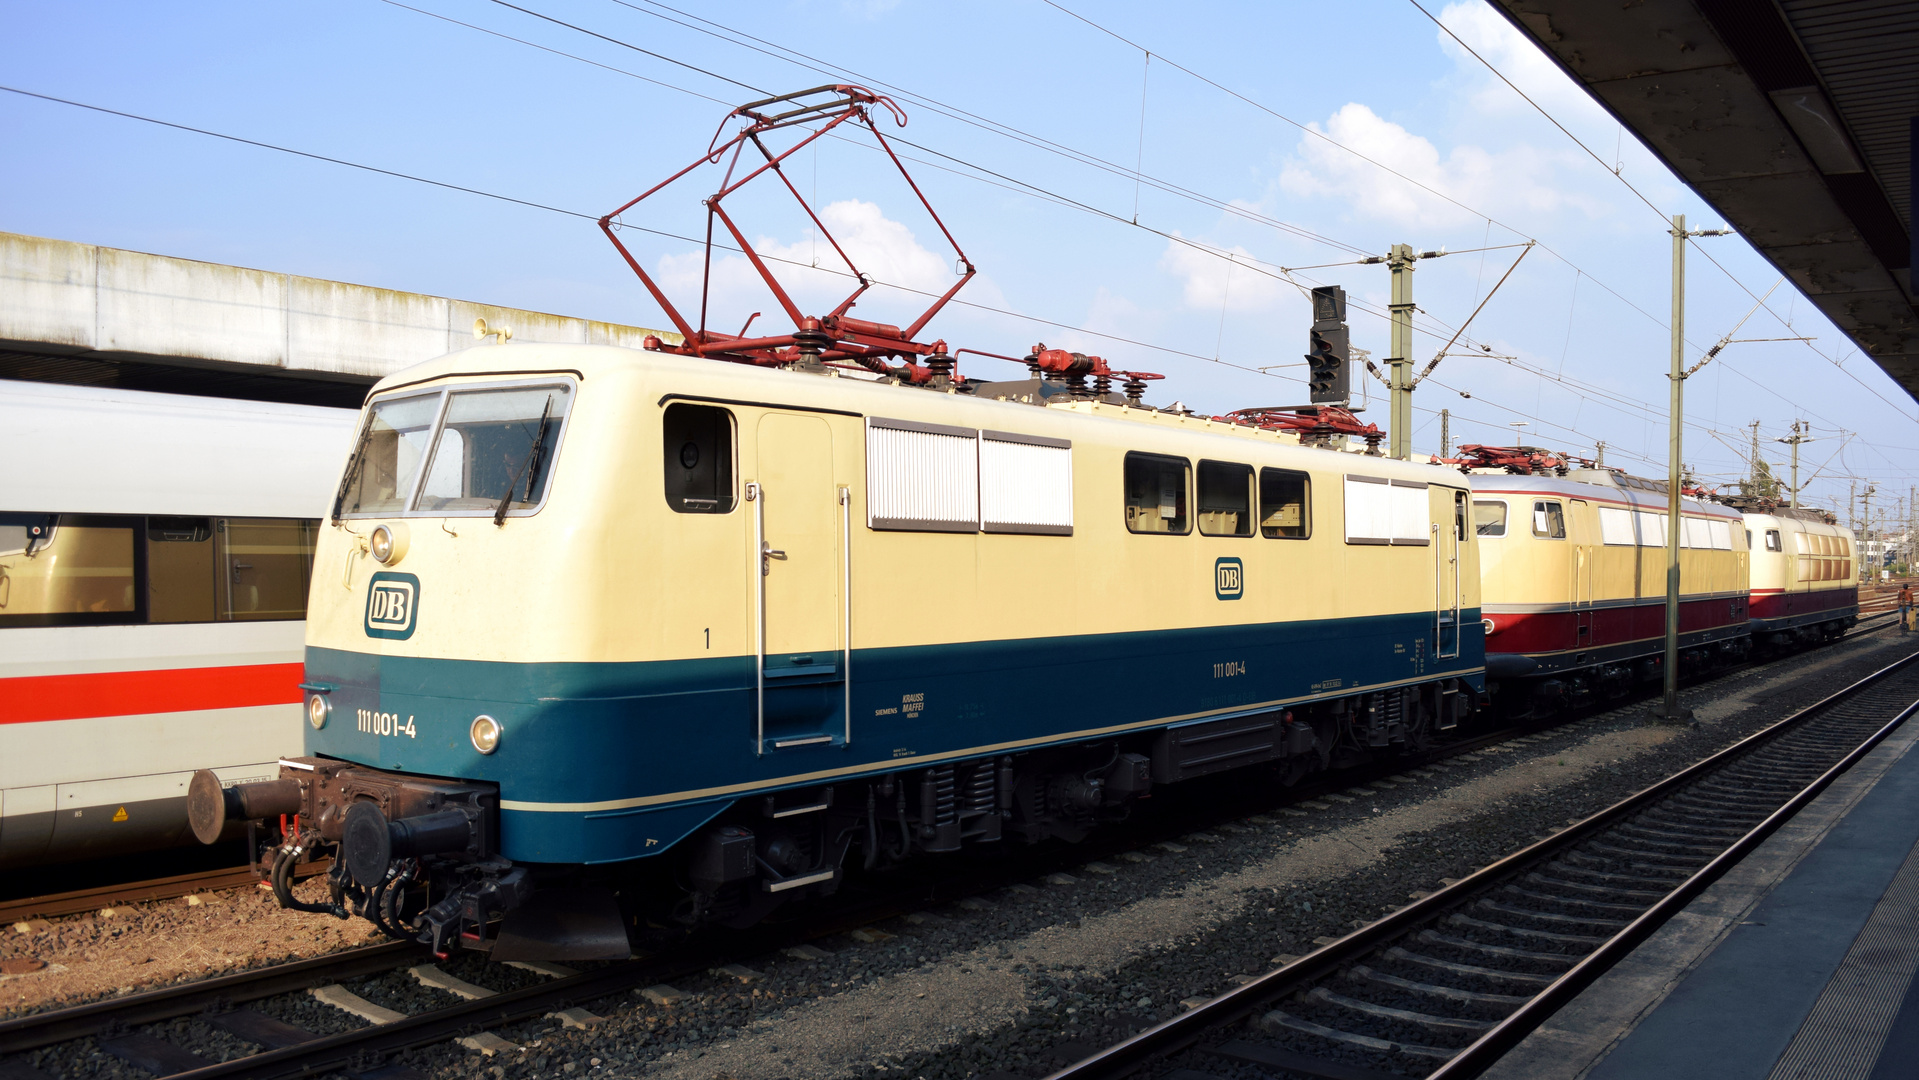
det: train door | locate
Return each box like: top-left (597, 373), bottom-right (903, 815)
top-left (1569, 499), bottom-right (1595, 647)
top-left (1435, 488), bottom-right (1464, 659)
top-left (749, 413), bottom-right (848, 754)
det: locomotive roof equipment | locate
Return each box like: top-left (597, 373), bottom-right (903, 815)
top-left (599, 85), bottom-right (974, 384)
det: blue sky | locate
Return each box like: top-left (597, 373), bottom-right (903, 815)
top-left (4, 0), bottom-right (1914, 524)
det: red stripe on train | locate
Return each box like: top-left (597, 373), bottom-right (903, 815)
top-left (1485, 598), bottom-right (1746, 655)
top-left (1750, 587), bottom-right (1857, 621)
top-left (0, 663), bottom-right (305, 724)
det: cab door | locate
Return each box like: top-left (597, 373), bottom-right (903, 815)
top-left (1435, 488), bottom-right (1464, 659)
top-left (1569, 499), bottom-right (1595, 647)
top-left (749, 413), bottom-right (848, 754)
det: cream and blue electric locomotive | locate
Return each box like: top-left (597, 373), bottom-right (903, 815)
top-left (191, 340), bottom-right (1484, 956)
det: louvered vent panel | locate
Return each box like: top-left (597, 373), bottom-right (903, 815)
top-left (980, 435), bottom-right (1072, 535)
top-left (866, 420), bottom-right (978, 532)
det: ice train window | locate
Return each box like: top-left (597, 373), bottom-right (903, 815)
top-left (1260, 468), bottom-right (1310, 539)
top-left (416, 385), bottom-right (572, 514)
top-left (1531, 500), bottom-right (1565, 539)
top-left (1472, 500), bottom-right (1507, 537)
top-left (147, 517), bottom-right (217, 624)
top-left (0, 515), bottom-right (140, 627)
top-left (1124, 453), bottom-right (1189, 535)
top-left (1708, 520), bottom-right (1733, 550)
top-left (337, 392), bottom-right (442, 517)
top-left (980, 431), bottom-right (1072, 535)
top-left (662, 404), bottom-right (736, 514)
top-left (219, 518), bottom-right (317, 621)
top-left (1197, 460), bottom-right (1254, 537)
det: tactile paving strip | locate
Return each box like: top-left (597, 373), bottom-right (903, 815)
top-left (1766, 833), bottom-right (1919, 1080)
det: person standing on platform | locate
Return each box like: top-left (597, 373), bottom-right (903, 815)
top-left (1900, 583), bottom-right (1913, 632)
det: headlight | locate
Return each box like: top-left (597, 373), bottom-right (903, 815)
top-left (1482, 618), bottom-right (1496, 635)
top-left (369, 523), bottom-right (408, 564)
top-left (470, 715), bottom-right (502, 754)
top-left (307, 693), bottom-right (330, 730)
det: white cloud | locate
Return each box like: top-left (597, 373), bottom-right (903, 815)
top-left (1434, 2), bottom-right (1599, 120)
top-left (1158, 236), bottom-right (1294, 313)
top-left (1277, 102), bottom-right (1602, 230)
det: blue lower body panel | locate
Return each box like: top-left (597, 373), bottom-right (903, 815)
top-left (305, 611), bottom-right (1483, 863)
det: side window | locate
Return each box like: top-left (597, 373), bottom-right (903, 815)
top-left (1532, 500), bottom-right (1566, 539)
top-left (1598, 507), bottom-right (1636, 545)
top-left (1636, 511), bottom-right (1667, 548)
top-left (0, 514), bottom-right (142, 627)
top-left (2, 514), bottom-right (316, 627)
top-left (219, 518), bottom-right (317, 621)
top-left (1454, 490), bottom-right (1467, 541)
top-left (1473, 500), bottom-right (1507, 537)
top-left (1124, 453), bottom-right (1189, 535)
top-left (148, 517), bottom-right (217, 624)
top-left (1260, 468), bottom-right (1311, 539)
top-left (1745, 529), bottom-right (1752, 550)
top-left (1196, 460), bottom-right (1253, 537)
top-left (663, 404), bottom-right (737, 514)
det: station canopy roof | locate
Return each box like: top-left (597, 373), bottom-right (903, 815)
top-left (1490, 0), bottom-right (1916, 404)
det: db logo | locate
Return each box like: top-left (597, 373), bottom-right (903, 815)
top-left (365, 572), bottom-right (421, 640)
top-left (1214, 557), bottom-right (1244, 601)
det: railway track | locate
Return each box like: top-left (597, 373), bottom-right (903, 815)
top-left (0, 891), bottom-right (932, 1080)
top-left (0, 862), bottom-right (331, 925)
top-left (1045, 645), bottom-right (1919, 1080)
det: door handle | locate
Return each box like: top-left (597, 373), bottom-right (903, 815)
top-left (761, 541), bottom-right (786, 575)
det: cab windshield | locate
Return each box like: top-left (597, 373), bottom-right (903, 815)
top-left (334, 382), bottom-right (573, 519)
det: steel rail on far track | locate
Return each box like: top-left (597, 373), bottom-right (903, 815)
top-left (0, 941), bottom-right (421, 1055)
top-left (1045, 644), bottom-right (1919, 1080)
top-left (0, 861), bottom-right (331, 925)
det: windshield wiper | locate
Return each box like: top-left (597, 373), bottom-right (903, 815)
top-left (331, 419), bottom-right (376, 525)
top-left (494, 397), bottom-right (555, 527)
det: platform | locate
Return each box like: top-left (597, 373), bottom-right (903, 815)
top-left (1482, 708), bottom-right (1919, 1080)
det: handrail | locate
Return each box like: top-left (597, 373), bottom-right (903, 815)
top-left (749, 481), bottom-right (765, 757)
top-left (1434, 522), bottom-right (1442, 657)
top-left (841, 485), bottom-right (852, 747)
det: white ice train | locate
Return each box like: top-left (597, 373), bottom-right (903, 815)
top-left (0, 380), bottom-right (357, 869)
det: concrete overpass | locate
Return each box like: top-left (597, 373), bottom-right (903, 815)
top-left (0, 231), bottom-right (679, 408)
top-left (1490, 0), bottom-right (1916, 402)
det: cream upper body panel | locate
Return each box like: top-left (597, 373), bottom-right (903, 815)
top-left (1471, 474), bottom-right (1746, 609)
top-left (1744, 512), bottom-right (1856, 593)
top-left (307, 344), bottom-right (1479, 665)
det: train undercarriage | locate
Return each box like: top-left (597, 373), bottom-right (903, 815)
top-left (190, 678), bottom-right (1474, 958)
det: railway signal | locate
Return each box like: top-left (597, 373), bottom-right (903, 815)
top-left (1306, 285), bottom-right (1350, 405)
